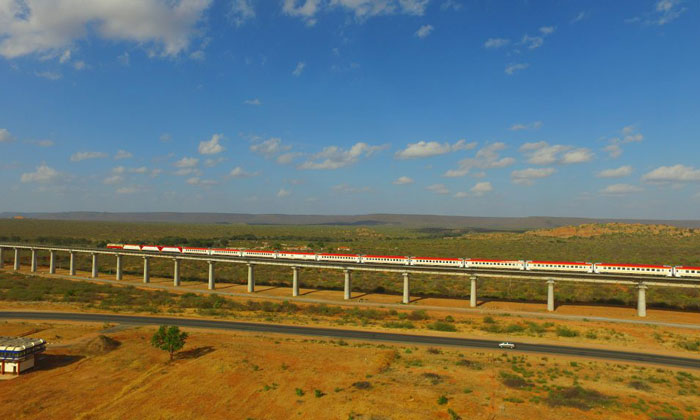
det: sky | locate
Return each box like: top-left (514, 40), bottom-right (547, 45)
top-left (0, 0), bottom-right (699, 219)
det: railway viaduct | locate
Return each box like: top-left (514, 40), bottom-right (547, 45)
top-left (1, 243), bottom-right (699, 318)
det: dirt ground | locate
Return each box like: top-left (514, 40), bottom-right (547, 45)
top-left (1, 321), bottom-right (699, 420)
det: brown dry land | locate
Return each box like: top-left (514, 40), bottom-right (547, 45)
top-left (1, 321), bottom-right (699, 420)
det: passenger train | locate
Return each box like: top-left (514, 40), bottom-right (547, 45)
top-left (106, 243), bottom-right (700, 278)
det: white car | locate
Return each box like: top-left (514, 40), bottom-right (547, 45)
top-left (498, 342), bottom-right (516, 349)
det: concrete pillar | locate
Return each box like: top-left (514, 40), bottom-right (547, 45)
top-left (49, 250), bottom-right (56, 274)
top-left (116, 254), bottom-right (123, 280)
top-left (143, 257), bottom-right (150, 283)
top-left (637, 283), bottom-right (647, 318)
top-left (292, 266), bottom-right (299, 297)
top-left (30, 249), bottom-right (37, 273)
top-left (547, 279), bottom-right (555, 312)
top-left (344, 269), bottom-right (352, 300)
top-left (470, 276), bottom-right (477, 308)
top-left (91, 254), bottom-right (98, 278)
top-left (402, 272), bottom-right (410, 304)
top-left (13, 248), bottom-right (20, 271)
top-left (0, 248), bottom-right (4, 269)
top-left (173, 259), bottom-right (181, 286)
top-left (69, 252), bottom-right (76, 276)
top-left (247, 264), bottom-right (255, 293)
top-left (208, 261), bottom-right (215, 290)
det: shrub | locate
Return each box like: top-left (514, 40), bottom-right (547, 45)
top-left (295, 388), bottom-right (305, 397)
top-left (408, 310), bottom-right (429, 321)
top-left (499, 372), bottom-right (532, 389)
top-left (628, 381), bottom-right (652, 391)
top-left (382, 321), bottom-right (416, 329)
top-left (447, 408), bottom-right (461, 420)
top-left (437, 395), bottom-right (448, 405)
top-left (546, 386), bottom-right (614, 410)
top-left (556, 326), bottom-right (579, 337)
top-left (506, 324), bottom-right (525, 333)
top-left (428, 321), bottom-right (457, 332)
top-left (483, 316), bottom-right (496, 324)
top-left (314, 389), bottom-right (325, 398)
top-left (352, 381), bottom-right (371, 390)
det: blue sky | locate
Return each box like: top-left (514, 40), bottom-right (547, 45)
top-left (1, 0), bottom-right (699, 218)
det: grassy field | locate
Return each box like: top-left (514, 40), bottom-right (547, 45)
top-left (1, 219), bottom-right (700, 310)
top-left (2, 272), bottom-right (700, 356)
top-left (1, 319), bottom-right (699, 419)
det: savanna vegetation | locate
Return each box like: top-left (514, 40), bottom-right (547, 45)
top-left (1, 219), bottom-right (700, 310)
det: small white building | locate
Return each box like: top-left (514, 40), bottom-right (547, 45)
top-left (0, 336), bottom-right (46, 375)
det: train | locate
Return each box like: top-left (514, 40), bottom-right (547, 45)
top-left (105, 243), bottom-right (700, 279)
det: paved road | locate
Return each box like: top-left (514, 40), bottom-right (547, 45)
top-left (2, 311), bottom-right (699, 369)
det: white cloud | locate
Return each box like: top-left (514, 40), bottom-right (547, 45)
top-left (520, 34), bottom-right (544, 50)
top-left (276, 152), bottom-right (301, 165)
top-left (35, 71), bottom-right (62, 80)
top-left (453, 191), bottom-right (468, 198)
top-left (130, 166), bottom-right (148, 174)
top-left (415, 24), bottom-right (433, 38)
top-left (511, 167), bottom-right (556, 186)
top-left (571, 11), bottom-right (589, 23)
top-left (292, 61), bottom-right (306, 76)
top-left (59, 49), bottom-right (71, 64)
top-left (484, 38), bottom-right (510, 49)
top-left (604, 126), bottom-right (643, 158)
top-left (283, 0), bottom-right (429, 25)
top-left (0, 128), bottom-right (13, 142)
top-left (395, 139), bottom-right (476, 159)
top-left (160, 133), bottom-right (172, 142)
top-left (103, 175), bottom-right (124, 185)
top-left (443, 143), bottom-right (515, 177)
top-left (561, 148), bottom-right (594, 164)
top-left (20, 164), bottom-right (59, 183)
top-left (332, 184), bottom-right (372, 193)
top-left (426, 183), bottom-right (449, 195)
top-left (505, 63), bottom-right (529, 75)
top-left (642, 165), bottom-right (700, 183)
top-left (230, 166), bottom-right (259, 178)
top-left (600, 183), bottom-right (643, 194)
top-left (539, 26), bottom-right (555, 35)
top-left (0, 0), bottom-right (212, 59)
top-left (200, 157), bottom-right (222, 168)
top-left (604, 144), bottom-right (623, 159)
top-left (509, 121), bottom-right (542, 131)
top-left (393, 176), bottom-right (414, 185)
top-left (189, 50), bottom-right (205, 60)
top-left (299, 142), bottom-right (386, 170)
top-left (250, 137), bottom-right (291, 158)
top-left (114, 150), bottom-right (132, 160)
top-left (73, 60), bottom-right (85, 70)
top-left (520, 142), bottom-right (593, 165)
top-left (470, 181), bottom-right (493, 196)
top-left (629, 0), bottom-right (687, 25)
top-left (70, 151), bottom-right (108, 162)
top-left (230, 0), bottom-right (256, 26)
top-left (186, 177), bottom-right (217, 186)
top-left (440, 0), bottom-right (461, 11)
top-left (277, 188), bottom-right (291, 197)
top-left (198, 133), bottom-right (224, 155)
top-left (34, 139), bottom-right (54, 147)
top-left (597, 165), bottom-right (633, 178)
top-left (174, 157), bottom-right (199, 168)
top-left (244, 98), bottom-right (261, 106)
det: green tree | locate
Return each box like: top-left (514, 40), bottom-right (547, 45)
top-left (151, 325), bottom-right (188, 361)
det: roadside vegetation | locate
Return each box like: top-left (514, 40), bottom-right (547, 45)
top-left (2, 219), bottom-right (700, 311)
top-left (2, 272), bottom-right (700, 356)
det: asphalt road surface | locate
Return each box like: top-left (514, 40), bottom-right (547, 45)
top-left (2, 311), bottom-right (699, 369)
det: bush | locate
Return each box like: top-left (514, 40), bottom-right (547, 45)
top-left (382, 321), bottom-right (416, 329)
top-left (437, 395), bottom-right (448, 405)
top-left (506, 324), bottom-right (525, 333)
top-left (499, 372), bottom-right (532, 389)
top-left (546, 386), bottom-right (614, 410)
top-left (352, 381), bottom-right (371, 390)
top-left (428, 321), bottom-right (457, 332)
top-left (295, 388), bottom-right (305, 397)
top-left (556, 326), bottom-right (579, 337)
top-left (628, 381), bottom-right (652, 391)
top-left (314, 389), bottom-right (325, 398)
top-left (408, 310), bottom-right (429, 321)
top-left (483, 316), bottom-right (496, 324)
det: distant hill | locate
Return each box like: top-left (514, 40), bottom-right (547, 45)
top-left (2, 212), bottom-right (700, 230)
